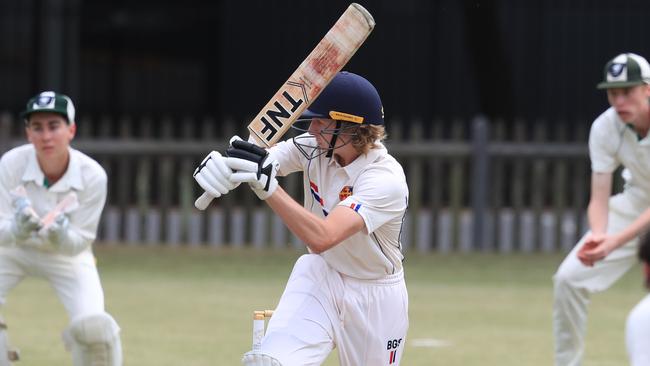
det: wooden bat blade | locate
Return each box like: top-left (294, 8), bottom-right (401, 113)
top-left (38, 192), bottom-right (79, 235)
top-left (247, 3), bottom-right (375, 148)
top-left (195, 3), bottom-right (375, 210)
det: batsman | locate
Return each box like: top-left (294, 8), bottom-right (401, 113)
top-left (194, 71), bottom-right (410, 365)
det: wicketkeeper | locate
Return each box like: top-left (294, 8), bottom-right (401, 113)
top-left (0, 92), bottom-right (122, 365)
top-left (194, 71), bottom-right (410, 365)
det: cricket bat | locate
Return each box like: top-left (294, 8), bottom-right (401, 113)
top-left (195, 3), bottom-right (375, 210)
top-left (38, 192), bottom-right (79, 235)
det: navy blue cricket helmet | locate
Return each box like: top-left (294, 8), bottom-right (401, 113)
top-left (300, 71), bottom-right (384, 125)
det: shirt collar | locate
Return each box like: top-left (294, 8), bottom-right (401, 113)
top-left (340, 142), bottom-right (387, 177)
top-left (622, 122), bottom-right (650, 145)
top-left (21, 147), bottom-right (44, 186)
top-left (21, 147), bottom-right (84, 192)
top-left (613, 106), bottom-right (648, 142)
top-left (624, 123), bottom-right (644, 141)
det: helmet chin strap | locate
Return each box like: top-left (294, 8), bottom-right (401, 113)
top-left (325, 121), bottom-right (343, 158)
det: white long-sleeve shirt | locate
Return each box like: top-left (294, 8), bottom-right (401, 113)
top-left (0, 144), bottom-right (107, 255)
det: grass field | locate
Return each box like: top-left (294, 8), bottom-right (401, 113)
top-left (2, 245), bottom-right (644, 365)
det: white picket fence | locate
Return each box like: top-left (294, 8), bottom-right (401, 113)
top-left (1, 113), bottom-right (601, 252)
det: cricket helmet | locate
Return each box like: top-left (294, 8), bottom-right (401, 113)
top-left (300, 71), bottom-right (384, 125)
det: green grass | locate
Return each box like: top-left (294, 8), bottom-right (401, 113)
top-left (2, 246), bottom-right (644, 365)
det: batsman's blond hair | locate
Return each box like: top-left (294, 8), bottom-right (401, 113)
top-left (348, 124), bottom-right (387, 155)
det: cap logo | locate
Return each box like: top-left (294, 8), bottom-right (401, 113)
top-left (329, 110), bottom-right (364, 123)
top-left (609, 63), bottom-right (625, 77)
top-left (35, 95), bottom-right (55, 109)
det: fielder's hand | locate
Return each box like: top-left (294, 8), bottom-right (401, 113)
top-left (577, 233), bottom-right (618, 267)
top-left (226, 136), bottom-right (279, 200)
top-left (193, 150), bottom-right (240, 209)
top-left (10, 196), bottom-right (42, 241)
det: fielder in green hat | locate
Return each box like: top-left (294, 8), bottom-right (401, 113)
top-left (553, 53), bottom-right (650, 366)
top-left (0, 91), bottom-right (123, 365)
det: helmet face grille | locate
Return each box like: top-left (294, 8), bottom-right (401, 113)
top-left (291, 119), bottom-right (359, 161)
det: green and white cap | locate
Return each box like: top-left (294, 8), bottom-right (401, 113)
top-left (597, 53), bottom-right (650, 89)
top-left (21, 91), bottom-right (75, 124)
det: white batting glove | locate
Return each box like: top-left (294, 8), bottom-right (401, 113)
top-left (11, 197), bottom-right (42, 241)
top-left (193, 150), bottom-right (240, 199)
top-left (225, 136), bottom-right (279, 200)
top-left (40, 213), bottom-right (69, 246)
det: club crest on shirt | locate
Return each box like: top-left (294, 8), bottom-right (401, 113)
top-left (339, 186), bottom-right (353, 201)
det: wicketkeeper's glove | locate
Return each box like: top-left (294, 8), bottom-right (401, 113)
top-left (10, 196), bottom-right (42, 242)
top-left (226, 136), bottom-right (279, 200)
top-left (40, 213), bottom-right (70, 247)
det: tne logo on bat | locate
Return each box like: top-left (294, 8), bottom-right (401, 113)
top-left (258, 81), bottom-right (308, 142)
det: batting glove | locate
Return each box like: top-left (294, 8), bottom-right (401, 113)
top-left (225, 136), bottom-right (279, 200)
top-left (193, 150), bottom-right (240, 199)
top-left (10, 197), bottom-right (42, 241)
top-left (40, 213), bottom-right (69, 247)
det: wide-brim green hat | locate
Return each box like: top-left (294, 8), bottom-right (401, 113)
top-left (597, 53), bottom-right (650, 89)
top-left (21, 91), bottom-right (75, 124)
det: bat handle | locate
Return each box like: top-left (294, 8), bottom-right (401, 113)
top-left (194, 192), bottom-right (215, 210)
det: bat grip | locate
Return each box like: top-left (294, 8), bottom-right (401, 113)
top-left (194, 192), bottom-right (215, 210)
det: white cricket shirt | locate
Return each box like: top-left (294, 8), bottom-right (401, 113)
top-left (589, 107), bottom-right (650, 202)
top-left (270, 134), bottom-right (409, 279)
top-left (0, 144), bottom-right (107, 255)
top-left (626, 293), bottom-right (650, 366)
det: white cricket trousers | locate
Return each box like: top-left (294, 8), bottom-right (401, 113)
top-left (626, 293), bottom-right (650, 366)
top-left (0, 247), bottom-right (105, 319)
top-left (553, 192), bottom-right (644, 366)
top-left (259, 254), bottom-right (409, 366)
